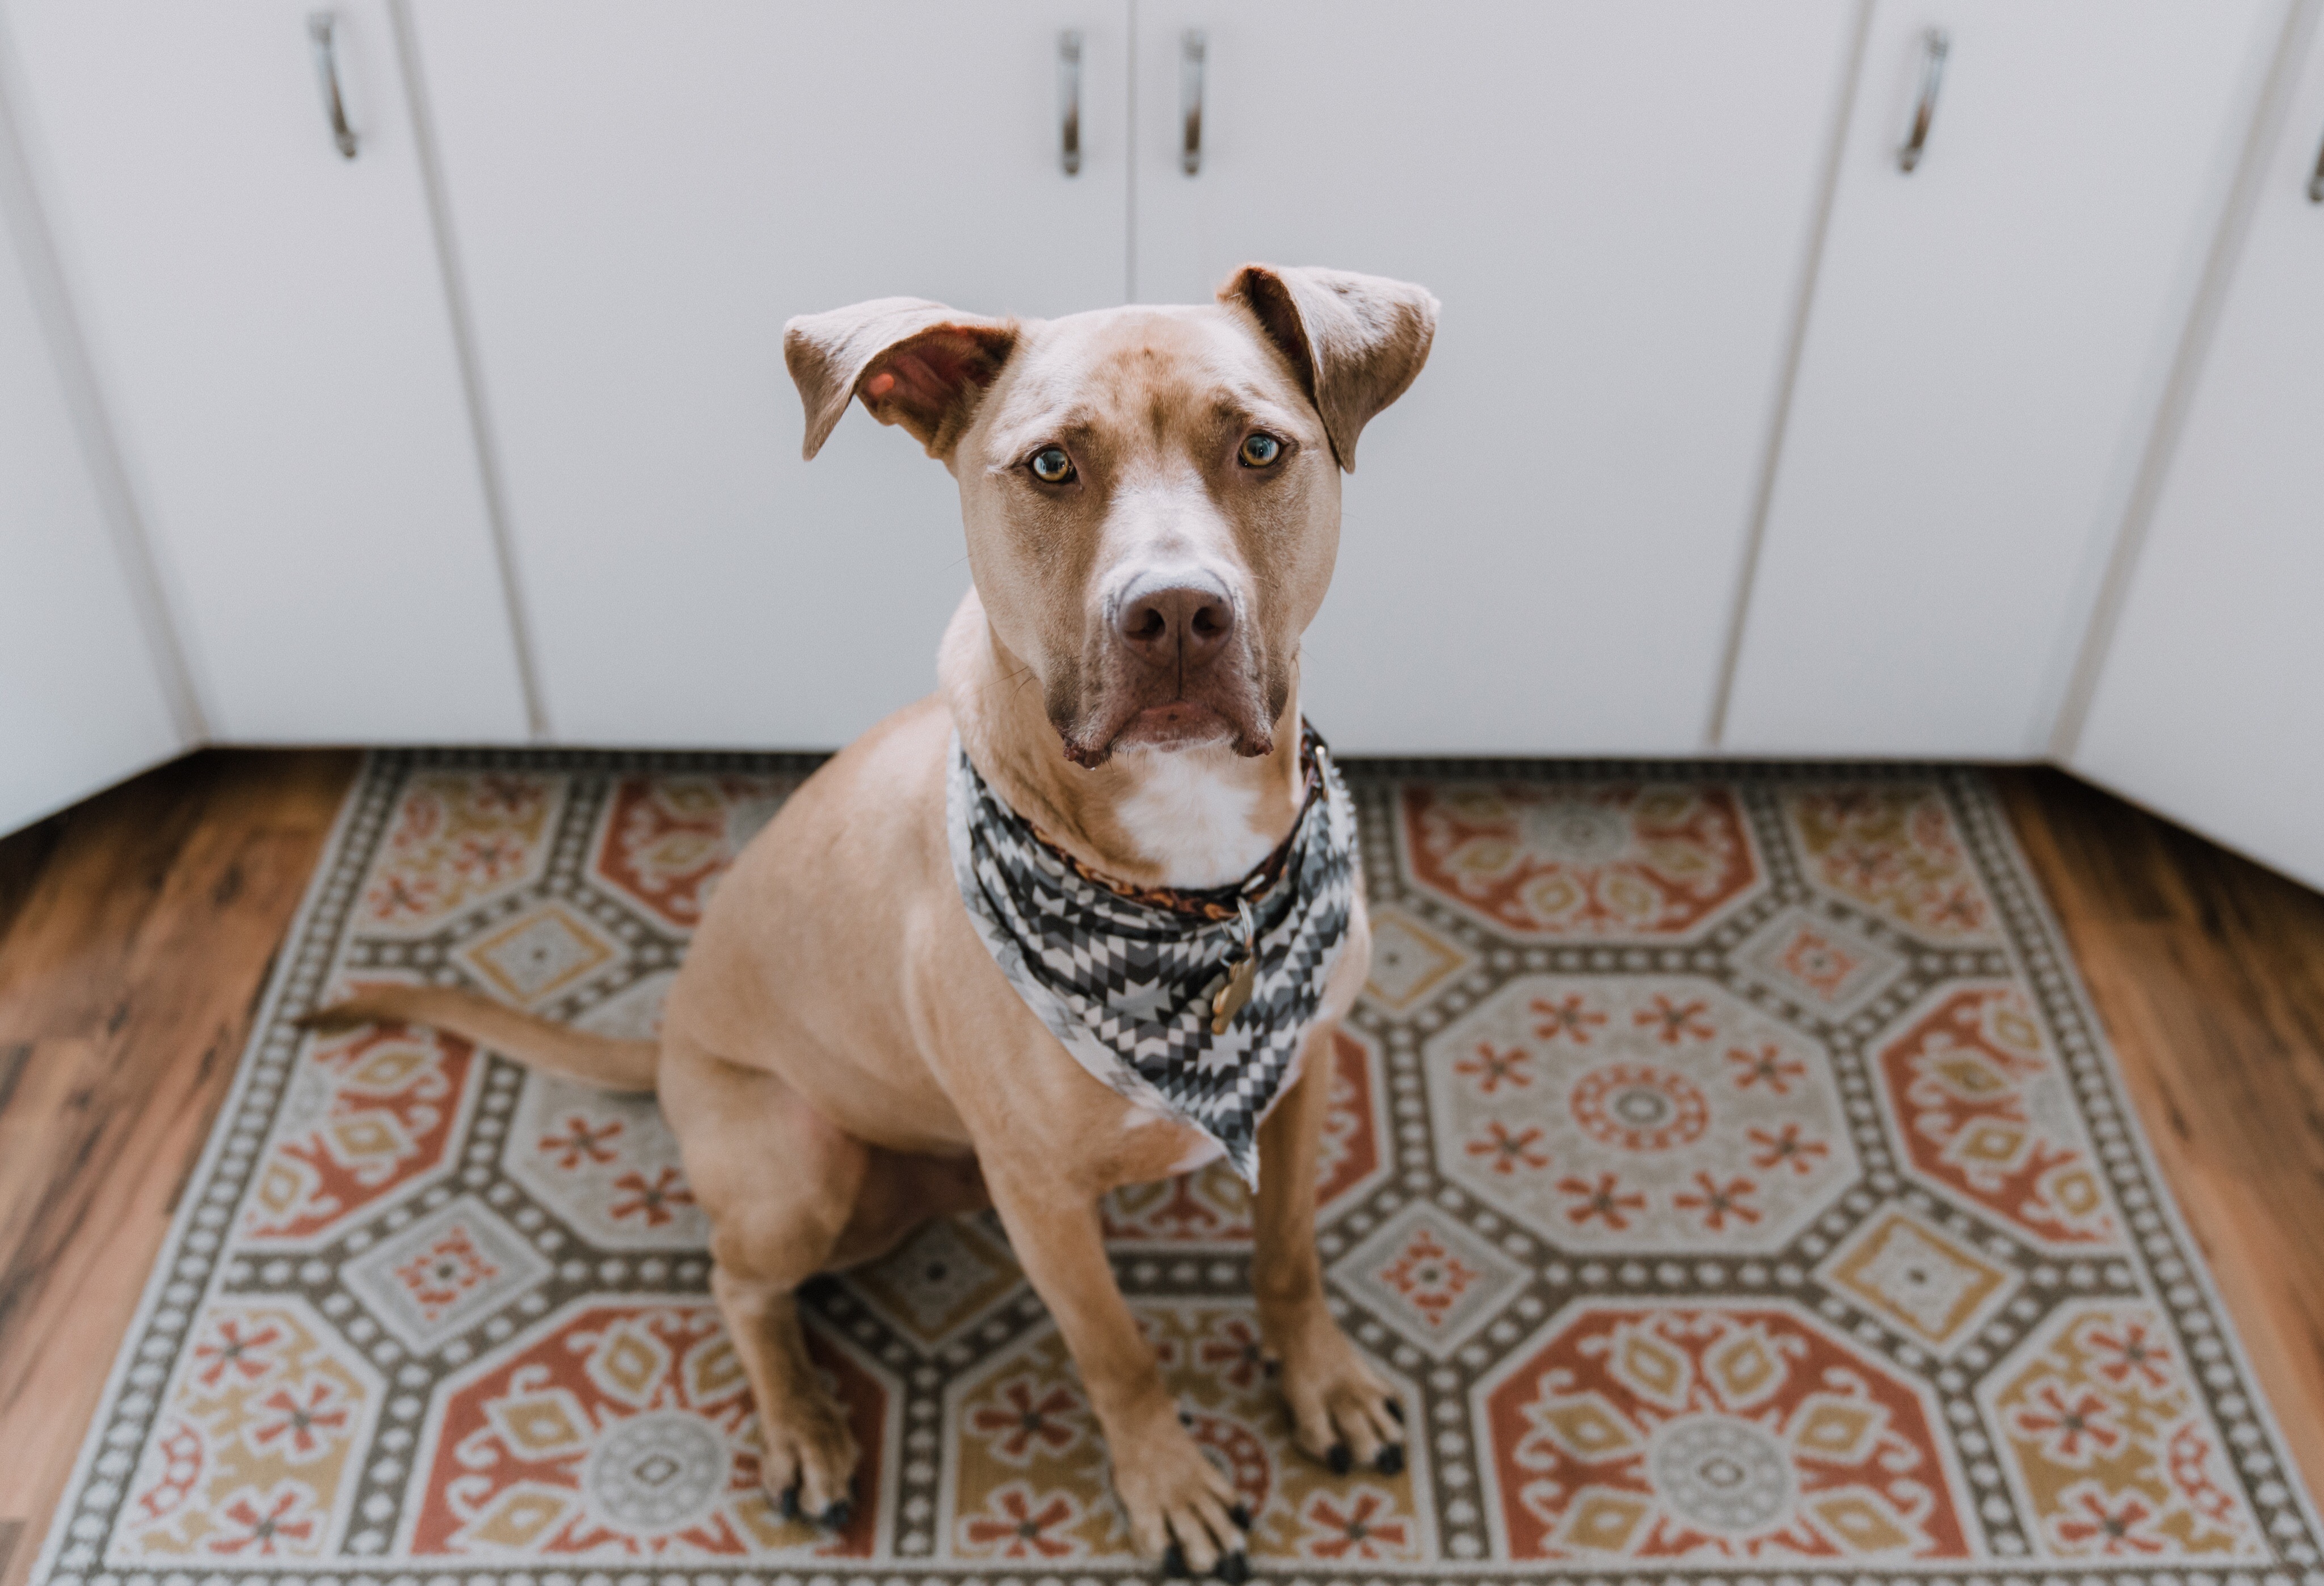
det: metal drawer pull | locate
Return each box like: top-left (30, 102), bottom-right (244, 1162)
top-left (1059, 31), bottom-right (1083, 175)
top-left (307, 11), bottom-right (358, 159)
top-left (2308, 123), bottom-right (2323, 203)
top-left (1058, 30), bottom-right (1083, 176)
top-left (1181, 29), bottom-right (1206, 175)
top-left (1897, 26), bottom-right (1949, 174)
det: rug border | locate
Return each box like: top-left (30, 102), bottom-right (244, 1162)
top-left (26, 750), bottom-right (390, 1586)
top-left (1951, 765), bottom-right (2324, 1541)
top-left (26, 754), bottom-right (2323, 1586)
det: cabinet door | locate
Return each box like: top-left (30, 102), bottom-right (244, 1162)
top-left (1723, 0), bottom-right (2279, 758)
top-left (2, 0), bottom-right (530, 743)
top-left (1135, 1), bottom-right (1856, 754)
top-left (0, 150), bottom-right (186, 832)
top-left (2072, 23), bottom-right (2324, 891)
top-left (410, 1), bottom-right (1129, 748)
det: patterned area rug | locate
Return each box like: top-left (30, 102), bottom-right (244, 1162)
top-left (31, 752), bottom-right (2322, 1586)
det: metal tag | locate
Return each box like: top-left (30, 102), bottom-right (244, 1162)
top-left (1210, 953), bottom-right (1256, 1034)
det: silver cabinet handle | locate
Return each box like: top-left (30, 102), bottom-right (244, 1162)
top-left (1180, 29), bottom-right (1206, 175)
top-left (2308, 123), bottom-right (2323, 204)
top-left (307, 11), bottom-right (358, 159)
top-left (1897, 26), bottom-right (1949, 174)
top-left (1058, 30), bottom-right (1082, 176)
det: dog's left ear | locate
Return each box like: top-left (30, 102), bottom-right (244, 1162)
top-left (784, 297), bottom-right (1019, 462)
top-left (1219, 264), bottom-right (1438, 472)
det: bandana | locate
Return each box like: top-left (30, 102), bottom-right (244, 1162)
top-left (946, 725), bottom-right (1358, 1186)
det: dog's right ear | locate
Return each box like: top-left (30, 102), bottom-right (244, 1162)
top-left (784, 297), bottom-right (1018, 462)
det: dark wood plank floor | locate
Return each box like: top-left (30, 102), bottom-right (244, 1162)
top-left (0, 750), bottom-right (359, 1586)
top-left (0, 752), bottom-right (2316, 1583)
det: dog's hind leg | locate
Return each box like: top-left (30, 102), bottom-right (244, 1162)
top-left (659, 1037), bottom-right (869, 1527)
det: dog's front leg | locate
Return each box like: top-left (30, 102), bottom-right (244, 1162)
top-left (1253, 1019), bottom-right (1408, 1475)
top-left (983, 1163), bottom-right (1250, 1578)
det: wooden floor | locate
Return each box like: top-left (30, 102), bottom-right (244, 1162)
top-left (1998, 771), bottom-right (2324, 1506)
top-left (0, 750), bottom-right (360, 1586)
top-left (0, 752), bottom-right (2318, 1583)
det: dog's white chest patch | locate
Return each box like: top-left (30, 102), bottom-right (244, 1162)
top-left (1115, 753), bottom-right (1275, 889)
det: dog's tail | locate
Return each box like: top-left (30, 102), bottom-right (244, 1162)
top-left (296, 985), bottom-right (658, 1093)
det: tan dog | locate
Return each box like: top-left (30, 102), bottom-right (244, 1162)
top-left (309, 264), bottom-right (1436, 1581)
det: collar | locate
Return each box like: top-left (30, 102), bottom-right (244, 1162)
top-left (1016, 726), bottom-right (1329, 922)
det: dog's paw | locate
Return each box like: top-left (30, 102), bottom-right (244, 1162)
top-left (1110, 1404), bottom-right (1247, 1579)
top-left (755, 1393), bottom-right (861, 1528)
top-left (1270, 1304), bottom-right (1405, 1476)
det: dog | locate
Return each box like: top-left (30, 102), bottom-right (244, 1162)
top-left (308, 264), bottom-right (1437, 1581)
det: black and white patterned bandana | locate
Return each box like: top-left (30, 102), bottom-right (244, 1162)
top-left (946, 725), bottom-right (1358, 1187)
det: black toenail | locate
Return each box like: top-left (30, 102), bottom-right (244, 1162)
top-left (777, 1484), bottom-right (800, 1522)
top-left (1163, 1540), bottom-right (1190, 1578)
top-left (1327, 1442), bottom-right (1352, 1476)
top-left (1228, 1502), bottom-right (1252, 1530)
top-left (1219, 1551), bottom-right (1251, 1584)
top-left (1386, 1398), bottom-right (1405, 1424)
top-left (819, 1498), bottom-right (851, 1530)
top-left (1375, 1444), bottom-right (1406, 1476)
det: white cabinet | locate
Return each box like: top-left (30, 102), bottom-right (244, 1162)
top-left (1, 0), bottom-right (530, 743)
top-left (1723, 0), bottom-right (2281, 759)
top-left (2072, 22), bottom-right (2324, 891)
top-left (408, 1), bottom-right (1131, 748)
top-left (3, 3), bottom-right (2313, 810)
top-left (0, 125), bottom-right (186, 831)
top-left (1135, 1), bottom-right (1859, 755)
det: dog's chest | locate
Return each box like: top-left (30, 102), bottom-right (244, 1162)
top-left (1113, 755), bottom-right (1276, 889)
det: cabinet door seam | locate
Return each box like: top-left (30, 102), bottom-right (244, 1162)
top-left (1703, 0), bottom-right (1873, 753)
top-left (2048, 0), bottom-right (2322, 763)
top-left (389, 0), bottom-right (551, 742)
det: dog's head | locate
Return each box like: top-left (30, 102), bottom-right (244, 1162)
top-left (785, 266), bottom-right (1436, 765)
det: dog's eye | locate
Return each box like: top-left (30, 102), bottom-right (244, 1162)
top-left (1239, 432), bottom-right (1285, 468)
top-left (1028, 445), bottom-right (1075, 484)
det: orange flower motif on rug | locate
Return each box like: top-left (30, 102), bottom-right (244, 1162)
top-left (591, 775), bottom-right (801, 929)
top-left (242, 1012), bottom-right (473, 1243)
top-left (1987, 1303), bottom-right (2264, 1558)
top-left (119, 1301), bottom-right (374, 1561)
top-left (1401, 783), bottom-right (1762, 939)
top-left (1483, 1303), bottom-right (1968, 1560)
top-left (1784, 785), bottom-right (1997, 941)
top-left (410, 1302), bottom-right (882, 1559)
top-left (363, 773), bottom-right (560, 932)
top-left (1879, 985), bottom-right (2118, 1248)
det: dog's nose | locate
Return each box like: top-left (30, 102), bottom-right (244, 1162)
top-left (1116, 573), bottom-right (1235, 668)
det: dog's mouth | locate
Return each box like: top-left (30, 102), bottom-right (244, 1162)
top-left (1052, 668), bottom-right (1278, 769)
top-left (1114, 702), bottom-right (1240, 752)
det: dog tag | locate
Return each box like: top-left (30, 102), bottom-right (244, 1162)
top-left (1211, 953), bottom-right (1256, 1034)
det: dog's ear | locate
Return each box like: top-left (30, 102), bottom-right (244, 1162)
top-left (784, 297), bottom-right (1019, 462)
top-left (1218, 265), bottom-right (1438, 472)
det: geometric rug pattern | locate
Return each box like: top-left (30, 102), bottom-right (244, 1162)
top-left (29, 751), bottom-right (2322, 1585)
